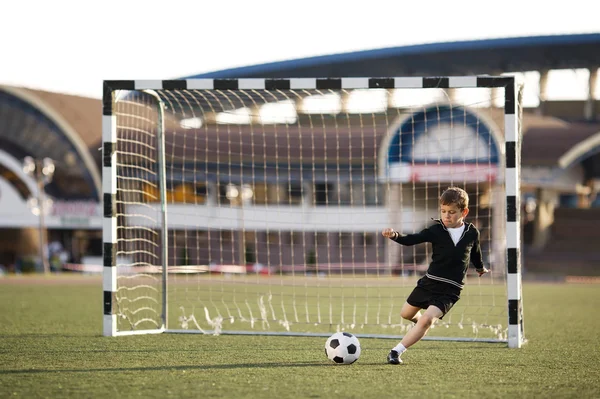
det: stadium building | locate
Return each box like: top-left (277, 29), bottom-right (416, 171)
top-left (1, 34), bottom-right (599, 274)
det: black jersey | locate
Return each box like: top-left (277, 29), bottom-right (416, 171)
top-left (389, 220), bottom-right (485, 289)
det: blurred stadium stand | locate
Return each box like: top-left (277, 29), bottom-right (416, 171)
top-left (1, 33), bottom-right (599, 276)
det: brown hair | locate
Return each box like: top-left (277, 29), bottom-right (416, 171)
top-left (440, 187), bottom-right (469, 210)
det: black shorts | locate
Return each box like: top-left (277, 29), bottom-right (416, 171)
top-left (406, 276), bottom-right (461, 319)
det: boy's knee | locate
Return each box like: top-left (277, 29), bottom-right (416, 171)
top-left (418, 314), bottom-right (435, 328)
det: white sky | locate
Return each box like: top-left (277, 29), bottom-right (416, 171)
top-left (1, 0), bottom-right (599, 99)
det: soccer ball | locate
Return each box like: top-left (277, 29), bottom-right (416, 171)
top-left (324, 332), bottom-right (361, 364)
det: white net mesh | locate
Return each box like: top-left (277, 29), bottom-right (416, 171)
top-left (112, 85), bottom-right (512, 341)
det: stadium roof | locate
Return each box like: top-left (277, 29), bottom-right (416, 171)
top-left (187, 33), bottom-right (600, 79)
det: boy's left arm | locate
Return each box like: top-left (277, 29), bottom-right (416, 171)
top-left (471, 229), bottom-right (489, 276)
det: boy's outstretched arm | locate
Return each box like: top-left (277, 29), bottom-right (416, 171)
top-left (381, 228), bottom-right (431, 246)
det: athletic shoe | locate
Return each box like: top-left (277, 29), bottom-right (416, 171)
top-left (387, 350), bottom-right (403, 365)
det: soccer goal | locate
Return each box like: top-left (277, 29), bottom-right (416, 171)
top-left (102, 76), bottom-right (525, 348)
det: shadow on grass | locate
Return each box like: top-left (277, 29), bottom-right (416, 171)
top-left (0, 361), bottom-right (344, 374)
top-left (0, 334), bottom-right (101, 339)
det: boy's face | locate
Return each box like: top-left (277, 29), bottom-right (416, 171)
top-left (440, 203), bottom-right (468, 228)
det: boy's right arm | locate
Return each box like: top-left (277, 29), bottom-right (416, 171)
top-left (381, 228), bottom-right (431, 246)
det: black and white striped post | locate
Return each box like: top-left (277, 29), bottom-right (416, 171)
top-left (501, 77), bottom-right (525, 348)
top-left (102, 81), bottom-right (119, 337)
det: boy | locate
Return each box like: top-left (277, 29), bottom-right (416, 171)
top-left (381, 186), bottom-right (488, 364)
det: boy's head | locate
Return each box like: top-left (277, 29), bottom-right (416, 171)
top-left (439, 187), bottom-right (469, 228)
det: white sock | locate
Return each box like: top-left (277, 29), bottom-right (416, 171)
top-left (392, 344), bottom-right (407, 355)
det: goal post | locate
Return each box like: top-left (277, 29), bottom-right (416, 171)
top-left (102, 76), bottom-right (524, 348)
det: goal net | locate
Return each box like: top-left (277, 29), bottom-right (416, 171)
top-left (102, 77), bottom-right (524, 347)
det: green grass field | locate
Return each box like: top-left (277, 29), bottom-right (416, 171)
top-left (1, 275), bottom-right (599, 398)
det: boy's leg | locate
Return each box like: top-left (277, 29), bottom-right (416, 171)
top-left (388, 305), bottom-right (443, 364)
top-left (387, 302), bottom-right (425, 364)
top-left (400, 305), bottom-right (443, 349)
top-left (399, 302), bottom-right (422, 324)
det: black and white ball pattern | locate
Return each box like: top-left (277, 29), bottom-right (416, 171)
top-left (325, 332), bottom-right (361, 364)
